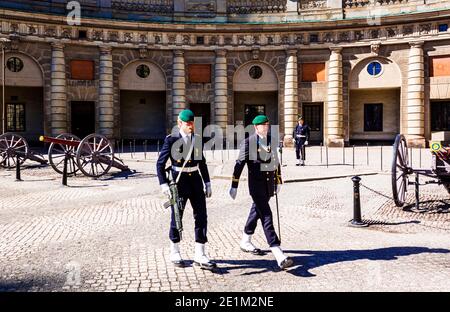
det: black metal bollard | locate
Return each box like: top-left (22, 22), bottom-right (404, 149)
top-left (15, 154), bottom-right (22, 182)
top-left (130, 141), bottom-right (133, 159)
top-left (326, 144), bottom-right (329, 168)
top-left (62, 154), bottom-right (68, 186)
top-left (157, 140), bottom-right (160, 156)
top-left (121, 139), bottom-right (124, 155)
top-left (349, 176), bottom-right (368, 227)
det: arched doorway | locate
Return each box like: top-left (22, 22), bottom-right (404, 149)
top-left (1, 52), bottom-right (44, 144)
top-left (119, 60), bottom-right (166, 140)
top-left (233, 61), bottom-right (279, 139)
top-left (349, 57), bottom-right (402, 144)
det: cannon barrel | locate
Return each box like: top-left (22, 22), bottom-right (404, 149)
top-left (39, 135), bottom-right (81, 148)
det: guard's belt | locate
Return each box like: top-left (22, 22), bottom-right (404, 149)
top-left (172, 165), bottom-right (199, 173)
top-left (296, 135), bottom-right (306, 138)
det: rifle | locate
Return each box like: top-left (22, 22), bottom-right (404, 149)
top-left (163, 169), bottom-right (185, 240)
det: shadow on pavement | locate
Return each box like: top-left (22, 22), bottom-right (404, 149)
top-left (214, 246), bottom-right (450, 278)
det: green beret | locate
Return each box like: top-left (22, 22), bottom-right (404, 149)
top-left (178, 109), bottom-right (195, 122)
top-left (252, 115), bottom-right (269, 125)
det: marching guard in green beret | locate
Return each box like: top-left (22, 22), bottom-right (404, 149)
top-left (156, 109), bottom-right (216, 270)
top-left (229, 115), bottom-right (294, 270)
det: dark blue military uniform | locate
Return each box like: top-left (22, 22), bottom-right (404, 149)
top-left (156, 133), bottom-right (210, 244)
top-left (293, 123), bottom-right (311, 161)
top-left (231, 133), bottom-right (282, 247)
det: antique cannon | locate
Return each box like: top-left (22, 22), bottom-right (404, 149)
top-left (391, 134), bottom-right (450, 207)
top-left (40, 133), bottom-right (129, 178)
top-left (0, 132), bottom-right (47, 168)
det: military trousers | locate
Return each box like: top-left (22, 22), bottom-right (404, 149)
top-left (169, 172), bottom-right (208, 244)
top-left (244, 193), bottom-right (281, 247)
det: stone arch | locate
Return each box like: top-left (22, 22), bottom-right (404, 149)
top-left (2, 51), bottom-right (44, 87)
top-left (348, 56), bottom-right (402, 142)
top-left (349, 56), bottom-right (402, 90)
top-left (119, 59), bottom-right (166, 91)
top-left (113, 49), bottom-right (173, 137)
top-left (233, 60), bottom-right (279, 91)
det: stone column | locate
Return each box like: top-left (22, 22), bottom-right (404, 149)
top-left (172, 49), bottom-right (186, 125)
top-left (50, 42), bottom-right (67, 136)
top-left (98, 46), bottom-right (114, 138)
top-left (283, 49), bottom-right (298, 147)
top-left (214, 49), bottom-right (228, 130)
top-left (327, 47), bottom-right (344, 147)
top-left (406, 41), bottom-right (425, 147)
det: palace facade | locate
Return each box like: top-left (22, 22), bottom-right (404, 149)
top-left (1, 0), bottom-right (450, 146)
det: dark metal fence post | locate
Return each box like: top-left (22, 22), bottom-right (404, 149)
top-left (419, 146), bottom-right (422, 168)
top-left (320, 142), bottom-right (323, 164)
top-left (415, 172), bottom-right (420, 210)
top-left (15, 154), bottom-right (22, 182)
top-left (380, 145), bottom-right (383, 171)
top-left (62, 154), bottom-right (68, 186)
top-left (130, 141), bottom-right (133, 159)
top-left (121, 139), bottom-right (124, 155)
top-left (326, 144), bottom-right (329, 168)
top-left (410, 146), bottom-right (413, 168)
top-left (144, 140), bottom-right (147, 160)
top-left (342, 144), bottom-right (345, 165)
top-left (157, 139), bottom-right (160, 156)
top-left (352, 145), bottom-right (355, 169)
top-left (349, 176), bottom-right (368, 227)
top-left (366, 143), bottom-right (369, 166)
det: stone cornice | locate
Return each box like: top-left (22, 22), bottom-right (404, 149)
top-left (1, 7), bottom-right (450, 33)
top-left (1, 8), bottom-right (450, 52)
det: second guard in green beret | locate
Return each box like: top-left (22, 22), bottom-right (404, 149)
top-left (229, 115), bottom-right (294, 270)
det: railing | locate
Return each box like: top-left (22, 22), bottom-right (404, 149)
top-left (344, 0), bottom-right (408, 8)
top-left (227, 0), bottom-right (287, 14)
top-left (111, 0), bottom-right (174, 13)
top-left (298, 0), bottom-right (328, 10)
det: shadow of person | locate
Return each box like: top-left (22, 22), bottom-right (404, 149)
top-left (212, 246), bottom-right (450, 278)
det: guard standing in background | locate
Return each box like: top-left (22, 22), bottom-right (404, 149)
top-left (293, 116), bottom-right (311, 166)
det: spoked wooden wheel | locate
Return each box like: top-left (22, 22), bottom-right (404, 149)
top-left (392, 134), bottom-right (411, 207)
top-left (76, 134), bottom-right (114, 178)
top-left (48, 133), bottom-right (80, 175)
top-left (0, 133), bottom-right (29, 169)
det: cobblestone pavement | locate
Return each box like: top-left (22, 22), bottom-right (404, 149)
top-left (0, 147), bottom-right (449, 292)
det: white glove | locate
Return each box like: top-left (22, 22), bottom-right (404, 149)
top-left (161, 183), bottom-right (171, 197)
top-left (304, 141), bottom-right (309, 146)
top-left (276, 184), bottom-right (282, 194)
top-left (205, 182), bottom-right (212, 198)
top-left (229, 187), bottom-right (237, 200)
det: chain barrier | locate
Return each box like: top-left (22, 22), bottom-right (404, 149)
top-left (360, 182), bottom-right (393, 201)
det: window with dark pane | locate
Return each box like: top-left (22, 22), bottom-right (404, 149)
top-left (7, 103), bottom-right (25, 132)
top-left (303, 105), bottom-right (321, 131)
top-left (249, 66), bottom-right (263, 79)
top-left (7, 57), bottom-right (24, 73)
top-left (136, 64), bottom-right (150, 78)
top-left (364, 103), bottom-right (383, 132)
top-left (431, 101), bottom-right (450, 131)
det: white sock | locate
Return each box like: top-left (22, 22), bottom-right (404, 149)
top-left (270, 246), bottom-right (287, 265)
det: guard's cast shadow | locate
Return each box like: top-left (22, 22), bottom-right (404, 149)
top-left (214, 246), bottom-right (450, 277)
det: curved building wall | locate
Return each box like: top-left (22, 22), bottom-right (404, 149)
top-left (0, 1), bottom-right (449, 146)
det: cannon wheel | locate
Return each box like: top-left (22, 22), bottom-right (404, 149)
top-left (0, 133), bottom-right (29, 169)
top-left (48, 133), bottom-right (80, 175)
top-left (392, 134), bottom-right (411, 207)
top-left (76, 134), bottom-right (114, 178)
